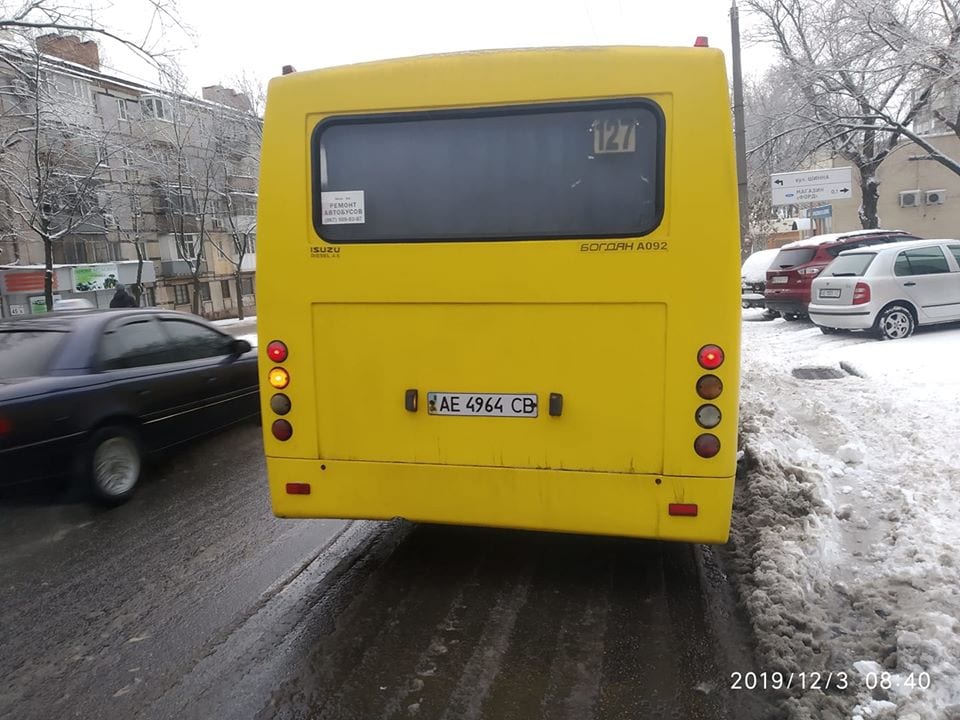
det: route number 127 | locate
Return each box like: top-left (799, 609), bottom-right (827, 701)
top-left (592, 118), bottom-right (637, 154)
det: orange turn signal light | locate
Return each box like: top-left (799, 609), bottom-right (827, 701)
top-left (268, 367), bottom-right (289, 389)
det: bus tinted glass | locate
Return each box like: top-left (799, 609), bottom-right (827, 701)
top-left (313, 100), bottom-right (663, 243)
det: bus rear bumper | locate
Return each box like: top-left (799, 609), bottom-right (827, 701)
top-left (266, 458), bottom-right (735, 544)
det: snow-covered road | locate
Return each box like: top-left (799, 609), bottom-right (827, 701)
top-left (732, 311), bottom-right (960, 720)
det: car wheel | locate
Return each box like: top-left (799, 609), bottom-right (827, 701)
top-left (783, 313), bottom-right (799, 322)
top-left (86, 426), bottom-right (142, 505)
top-left (820, 326), bottom-right (842, 334)
top-left (875, 304), bottom-right (915, 341)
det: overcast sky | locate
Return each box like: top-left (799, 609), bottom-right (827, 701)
top-left (106, 0), bottom-right (776, 96)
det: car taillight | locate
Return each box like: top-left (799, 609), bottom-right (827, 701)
top-left (698, 345), bottom-right (724, 370)
top-left (799, 267), bottom-right (822, 276)
top-left (0, 416), bottom-right (10, 436)
top-left (852, 282), bottom-right (871, 305)
top-left (267, 340), bottom-right (288, 362)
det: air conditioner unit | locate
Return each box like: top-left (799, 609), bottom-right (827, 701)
top-left (924, 189), bottom-right (946, 205)
top-left (899, 190), bottom-right (921, 208)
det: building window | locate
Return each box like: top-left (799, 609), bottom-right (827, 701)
top-left (71, 77), bottom-right (88, 100)
top-left (174, 284), bottom-right (189, 305)
top-left (240, 276), bottom-right (254, 296)
top-left (116, 97), bottom-right (128, 121)
top-left (200, 282), bottom-right (211, 302)
top-left (142, 286), bottom-right (155, 307)
top-left (141, 96), bottom-right (171, 121)
top-left (221, 279), bottom-right (231, 299)
top-left (176, 233), bottom-right (200, 261)
top-left (122, 150), bottom-right (138, 182)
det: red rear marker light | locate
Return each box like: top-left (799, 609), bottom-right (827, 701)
top-left (694, 36), bottom-right (709, 47)
top-left (272, 419), bottom-right (293, 441)
top-left (267, 340), bottom-right (288, 363)
top-left (694, 433), bottom-right (721, 458)
top-left (0, 417), bottom-right (10, 435)
top-left (286, 482), bottom-right (311, 495)
top-left (853, 282), bottom-right (872, 305)
top-left (669, 503), bottom-right (699, 517)
top-left (698, 345), bottom-right (724, 370)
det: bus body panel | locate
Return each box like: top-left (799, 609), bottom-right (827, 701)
top-left (267, 457), bottom-right (734, 544)
top-left (312, 301), bottom-right (665, 472)
top-left (258, 47), bottom-right (741, 540)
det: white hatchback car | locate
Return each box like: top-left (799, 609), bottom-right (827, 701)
top-left (809, 238), bottom-right (960, 340)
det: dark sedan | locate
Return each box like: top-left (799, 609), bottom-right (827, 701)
top-left (0, 309), bottom-right (258, 504)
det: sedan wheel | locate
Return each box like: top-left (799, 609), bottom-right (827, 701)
top-left (88, 427), bottom-right (142, 504)
top-left (876, 305), bottom-right (915, 340)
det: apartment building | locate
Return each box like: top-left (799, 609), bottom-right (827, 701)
top-left (0, 34), bottom-right (259, 319)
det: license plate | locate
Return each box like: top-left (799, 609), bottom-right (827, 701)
top-left (427, 392), bottom-right (538, 417)
top-left (819, 288), bottom-right (841, 298)
top-left (771, 275), bottom-right (789, 284)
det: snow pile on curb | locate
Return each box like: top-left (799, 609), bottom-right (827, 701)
top-left (727, 314), bottom-right (960, 720)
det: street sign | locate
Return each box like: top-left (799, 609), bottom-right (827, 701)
top-left (771, 167), bottom-right (853, 206)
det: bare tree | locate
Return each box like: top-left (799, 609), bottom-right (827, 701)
top-left (207, 76), bottom-right (262, 320)
top-left (0, 47), bottom-right (115, 309)
top-left (745, 0), bottom-right (960, 228)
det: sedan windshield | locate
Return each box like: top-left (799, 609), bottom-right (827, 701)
top-left (825, 253), bottom-right (877, 277)
top-left (0, 330), bottom-right (67, 379)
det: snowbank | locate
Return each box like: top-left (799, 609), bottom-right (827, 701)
top-left (728, 311), bottom-right (960, 719)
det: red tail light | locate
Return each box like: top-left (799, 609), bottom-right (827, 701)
top-left (669, 503), bottom-right (699, 517)
top-left (0, 416), bottom-right (11, 436)
top-left (272, 419), bottom-right (293, 441)
top-left (286, 482), bottom-right (311, 495)
top-left (852, 282), bottom-right (871, 305)
top-left (267, 340), bottom-right (288, 362)
top-left (698, 345), bottom-right (724, 369)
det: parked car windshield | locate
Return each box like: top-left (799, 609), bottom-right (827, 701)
top-left (772, 247), bottom-right (816, 269)
top-left (0, 329), bottom-right (67, 379)
top-left (824, 253), bottom-right (877, 277)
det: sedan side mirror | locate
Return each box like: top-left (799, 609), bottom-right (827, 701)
top-left (230, 338), bottom-right (252, 355)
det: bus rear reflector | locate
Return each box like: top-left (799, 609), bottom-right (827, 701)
top-left (286, 483), bottom-right (311, 495)
top-left (669, 503), bottom-right (698, 516)
top-left (696, 374), bottom-right (723, 399)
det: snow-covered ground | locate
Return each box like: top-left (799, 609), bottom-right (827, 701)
top-left (731, 311), bottom-right (960, 720)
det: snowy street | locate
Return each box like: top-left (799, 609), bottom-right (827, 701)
top-left (731, 311), bottom-right (960, 719)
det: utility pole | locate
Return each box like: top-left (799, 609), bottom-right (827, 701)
top-left (730, 0), bottom-right (750, 251)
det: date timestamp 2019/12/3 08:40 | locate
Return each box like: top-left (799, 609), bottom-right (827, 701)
top-left (730, 670), bottom-right (932, 692)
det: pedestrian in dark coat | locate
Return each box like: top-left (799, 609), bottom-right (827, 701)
top-left (109, 284), bottom-right (137, 308)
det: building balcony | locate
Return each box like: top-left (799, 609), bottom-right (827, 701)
top-left (160, 259), bottom-right (207, 277)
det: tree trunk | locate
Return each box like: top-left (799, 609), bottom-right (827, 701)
top-left (191, 273), bottom-right (201, 316)
top-left (133, 241), bottom-right (145, 306)
top-left (857, 169), bottom-right (880, 229)
top-left (235, 270), bottom-right (244, 321)
top-left (42, 223), bottom-right (53, 312)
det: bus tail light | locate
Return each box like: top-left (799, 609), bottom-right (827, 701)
top-left (286, 482), bottom-right (310, 494)
top-left (267, 340), bottom-right (288, 362)
top-left (696, 374), bottom-right (723, 399)
top-left (698, 345), bottom-right (724, 369)
top-left (694, 434), bottom-right (720, 458)
top-left (272, 419), bottom-right (293, 441)
top-left (268, 367), bottom-right (290, 389)
top-left (669, 503), bottom-right (699, 516)
top-left (853, 282), bottom-right (871, 305)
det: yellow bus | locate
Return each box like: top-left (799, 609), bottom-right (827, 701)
top-left (258, 46), bottom-right (740, 543)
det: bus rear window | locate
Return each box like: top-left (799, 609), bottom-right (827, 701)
top-left (312, 99), bottom-right (663, 243)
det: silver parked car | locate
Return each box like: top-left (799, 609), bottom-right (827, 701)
top-left (809, 238), bottom-right (960, 340)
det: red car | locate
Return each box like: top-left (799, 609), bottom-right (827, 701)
top-left (764, 229), bottom-right (919, 320)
